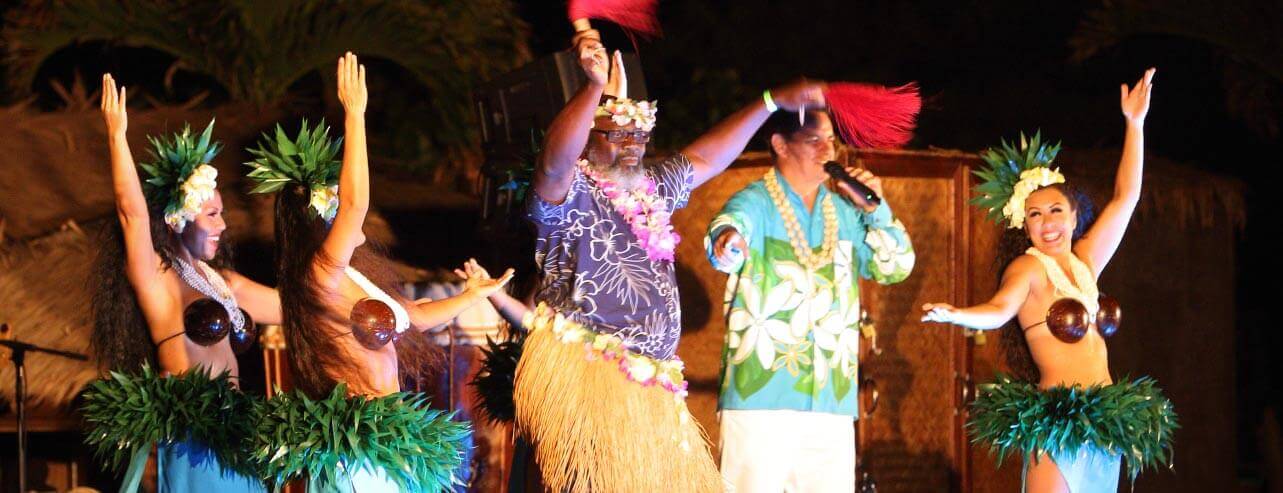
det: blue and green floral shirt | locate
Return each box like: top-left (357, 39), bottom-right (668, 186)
top-left (705, 174), bottom-right (914, 417)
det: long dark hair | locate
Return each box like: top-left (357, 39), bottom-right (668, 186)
top-left (992, 183), bottom-right (1096, 382)
top-left (89, 200), bottom-right (232, 372)
top-left (273, 183), bottom-right (440, 398)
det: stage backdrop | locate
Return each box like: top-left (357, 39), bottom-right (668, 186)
top-left (670, 148), bottom-right (1240, 492)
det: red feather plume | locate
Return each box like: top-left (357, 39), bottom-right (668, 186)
top-left (568, 0), bottom-right (661, 38)
top-left (825, 82), bottom-right (921, 149)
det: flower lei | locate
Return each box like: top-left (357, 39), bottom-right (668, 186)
top-left (579, 160), bottom-right (680, 262)
top-left (763, 169), bottom-right (838, 272)
top-left (595, 98), bottom-right (657, 131)
top-left (165, 164), bottom-right (219, 232)
top-left (523, 303), bottom-right (689, 398)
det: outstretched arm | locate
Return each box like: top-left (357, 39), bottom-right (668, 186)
top-left (921, 256), bottom-right (1038, 330)
top-left (682, 80), bottom-right (826, 188)
top-left (223, 271), bottom-right (282, 326)
top-left (533, 30), bottom-right (608, 204)
top-left (1075, 68), bottom-right (1154, 276)
top-left (408, 263), bottom-right (515, 332)
top-left (101, 74), bottom-right (161, 285)
top-left (319, 52), bottom-right (370, 270)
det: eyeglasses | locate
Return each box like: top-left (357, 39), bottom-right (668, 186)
top-left (592, 129), bottom-right (651, 144)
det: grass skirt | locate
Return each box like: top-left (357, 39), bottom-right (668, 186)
top-left (513, 304), bottom-right (723, 492)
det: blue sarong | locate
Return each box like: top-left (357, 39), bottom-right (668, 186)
top-left (1024, 445), bottom-right (1121, 493)
top-left (157, 440), bottom-right (264, 493)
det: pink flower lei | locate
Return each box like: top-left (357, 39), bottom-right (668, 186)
top-left (579, 160), bottom-right (680, 262)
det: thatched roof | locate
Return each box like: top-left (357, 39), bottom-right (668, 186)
top-left (0, 102), bottom-right (284, 241)
top-left (0, 223), bottom-right (98, 414)
top-left (1058, 148), bottom-right (1245, 229)
top-left (0, 103), bottom-right (480, 243)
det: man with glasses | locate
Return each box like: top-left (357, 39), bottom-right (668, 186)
top-left (513, 27), bottom-right (827, 492)
top-left (706, 109), bottom-right (916, 492)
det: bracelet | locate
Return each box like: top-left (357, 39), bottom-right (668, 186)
top-left (762, 90), bottom-right (778, 113)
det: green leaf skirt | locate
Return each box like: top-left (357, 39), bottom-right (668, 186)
top-left (83, 367), bottom-right (471, 492)
top-left (967, 374), bottom-right (1178, 481)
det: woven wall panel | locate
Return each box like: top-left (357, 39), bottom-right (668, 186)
top-left (858, 176), bottom-right (961, 492)
top-left (673, 162), bottom-right (777, 453)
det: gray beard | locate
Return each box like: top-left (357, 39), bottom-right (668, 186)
top-left (587, 161), bottom-right (649, 192)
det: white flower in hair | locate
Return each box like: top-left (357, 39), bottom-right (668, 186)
top-left (166, 164), bottom-right (219, 233)
top-left (1003, 167), bottom-right (1065, 229)
top-left (596, 98), bottom-right (658, 132)
top-left (310, 184), bottom-right (339, 222)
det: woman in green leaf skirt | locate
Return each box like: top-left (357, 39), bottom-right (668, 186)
top-left (920, 69), bottom-right (1176, 492)
top-left (245, 52), bottom-right (513, 492)
top-left (87, 74), bottom-right (282, 492)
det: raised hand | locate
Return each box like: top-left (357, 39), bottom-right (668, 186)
top-left (454, 258), bottom-right (493, 283)
top-left (604, 50), bottom-right (627, 98)
top-left (337, 52), bottom-right (368, 115)
top-left (771, 79), bottom-right (827, 112)
top-left (575, 30), bottom-right (608, 86)
top-left (1121, 68), bottom-right (1155, 125)
top-left (100, 74), bottom-right (128, 137)
top-left (920, 303), bottom-right (958, 324)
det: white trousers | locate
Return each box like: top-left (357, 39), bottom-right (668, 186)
top-left (719, 409), bottom-right (856, 493)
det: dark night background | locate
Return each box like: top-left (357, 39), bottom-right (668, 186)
top-left (1, 0), bottom-right (1278, 487)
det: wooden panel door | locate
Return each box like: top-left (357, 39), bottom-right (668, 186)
top-left (853, 150), bottom-right (974, 492)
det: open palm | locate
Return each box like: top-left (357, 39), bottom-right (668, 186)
top-left (1121, 68), bottom-right (1155, 124)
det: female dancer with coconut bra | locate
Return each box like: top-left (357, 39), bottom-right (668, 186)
top-left (921, 68), bottom-right (1176, 492)
top-left (87, 74), bottom-right (281, 492)
top-left (246, 52), bottom-right (513, 492)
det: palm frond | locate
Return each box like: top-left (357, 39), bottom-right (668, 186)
top-left (4, 0), bottom-right (531, 161)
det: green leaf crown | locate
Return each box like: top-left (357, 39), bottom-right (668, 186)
top-left (138, 120), bottom-right (222, 213)
top-left (970, 131), bottom-right (1062, 225)
top-left (245, 119), bottom-right (342, 194)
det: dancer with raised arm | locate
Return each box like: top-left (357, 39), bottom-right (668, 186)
top-left (246, 52), bottom-right (512, 492)
top-left (514, 23), bottom-right (826, 490)
top-left (921, 69), bottom-right (1175, 492)
top-left (84, 74), bottom-right (280, 493)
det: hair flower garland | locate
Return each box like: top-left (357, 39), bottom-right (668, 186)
top-left (245, 119), bottom-right (343, 221)
top-left (595, 98), bottom-right (658, 131)
top-left (971, 131), bottom-right (1066, 229)
top-left (137, 120), bottom-right (223, 233)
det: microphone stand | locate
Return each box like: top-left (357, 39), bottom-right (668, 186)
top-left (1, 323), bottom-right (89, 493)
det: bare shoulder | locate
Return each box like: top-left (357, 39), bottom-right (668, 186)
top-left (1001, 255), bottom-right (1045, 285)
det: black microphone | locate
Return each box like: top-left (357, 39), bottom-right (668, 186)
top-left (823, 161), bottom-right (882, 206)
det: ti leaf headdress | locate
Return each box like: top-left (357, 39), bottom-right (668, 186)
top-left (245, 120), bottom-right (343, 221)
top-left (138, 120), bottom-right (222, 232)
top-left (971, 131), bottom-right (1066, 229)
